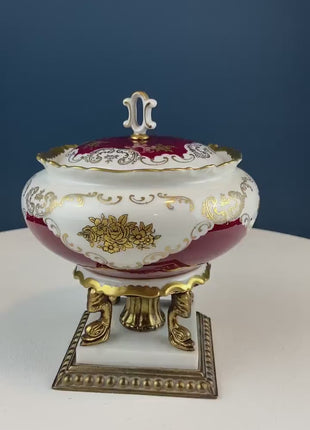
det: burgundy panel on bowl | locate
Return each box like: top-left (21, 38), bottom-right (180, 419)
top-left (26, 213), bottom-right (246, 279)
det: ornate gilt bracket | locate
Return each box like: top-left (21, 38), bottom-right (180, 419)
top-left (76, 264), bottom-right (211, 351)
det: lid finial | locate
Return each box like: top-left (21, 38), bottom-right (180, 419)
top-left (123, 91), bottom-right (157, 140)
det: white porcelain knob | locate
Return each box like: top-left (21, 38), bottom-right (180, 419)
top-left (123, 91), bottom-right (157, 139)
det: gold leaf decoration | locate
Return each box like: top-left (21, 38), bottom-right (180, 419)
top-left (78, 214), bottom-right (161, 254)
top-left (201, 176), bottom-right (253, 224)
top-left (157, 193), bottom-right (194, 211)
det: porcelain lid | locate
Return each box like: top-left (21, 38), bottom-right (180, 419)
top-left (37, 91), bottom-right (241, 173)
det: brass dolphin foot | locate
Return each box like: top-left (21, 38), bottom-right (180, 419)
top-left (168, 291), bottom-right (194, 351)
top-left (81, 288), bottom-right (112, 346)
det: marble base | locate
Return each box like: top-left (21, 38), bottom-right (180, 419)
top-left (76, 298), bottom-right (198, 370)
top-left (52, 302), bottom-right (217, 398)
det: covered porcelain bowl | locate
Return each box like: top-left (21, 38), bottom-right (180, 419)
top-left (21, 91), bottom-right (259, 280)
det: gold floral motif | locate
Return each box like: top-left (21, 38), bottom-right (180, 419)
top-left (201, 176), bottom-right (253, 224)
top-left (78, 214), bottom-right (161, 254)
top-left (157, 193), bottom-right (194, 211)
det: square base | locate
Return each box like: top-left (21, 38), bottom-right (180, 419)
top-left (52, 309), bottom-right (218, 399)
top-left (52, 311), bottom-right (217, 398)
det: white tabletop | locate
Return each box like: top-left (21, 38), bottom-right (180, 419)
top-left (0, 228), bottom-right (309, 429)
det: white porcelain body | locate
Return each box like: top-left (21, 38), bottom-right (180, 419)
top-left (22, 163), bottom-right (259, 275)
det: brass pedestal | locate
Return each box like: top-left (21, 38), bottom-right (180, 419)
top-left (52, 263), bottom-right (217, 398)
top-left (120, 296), bottom-right (165, 331)
top-left (52, 310), bottom-right (217, 398)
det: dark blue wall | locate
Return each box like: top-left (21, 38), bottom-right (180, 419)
top-left (1, 0), bottom-right (309, 237)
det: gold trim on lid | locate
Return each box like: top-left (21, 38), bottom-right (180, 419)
top-left (36, 143), bottom-right (242, 173)
top-left (130, 133), bottom-right (149, 141)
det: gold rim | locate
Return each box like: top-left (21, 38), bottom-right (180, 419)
top-left (36, 143), bottom-right (242, 173)
top-left (74, 264), bottom-right (211, 298)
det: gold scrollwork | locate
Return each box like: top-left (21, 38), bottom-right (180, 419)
top-left (240, 213), bottom-right (251, 227)
top-left (171, 153), bottom-right (195, 163)
top-left (25, 188), bottom-right (123, 218)
top-left (44, 217), bottom-right (61, 237)
top-left (139, 155), bottom-right (170, 166)
top-left (202, 192), bottom-right (245, 224)
top-left (26, 187), bottom-right (197, 217)
top-left (22, 178), bottom-right (32, 198)
top-left (191, 220), bottom-right (214, 240)
top-left (129, 194), bottom-right (155, 204)
top-left (130, 143), bottom-right (173, 153)
top-left (157, 193), bottom-right (194, 211)
top-left (201, 176), bottom-right (253, 224)
top-left (96, 194), bottom-right (122, 205)
top-left (107, 261), bottom-right (143, 270)
top-left (61, 233), bottom-right (83, 253)
top-left (25, 186), bottom-right (58, 218)
top-left (74, 263), bottom-right (211, 299)
top-left (84, 252), bottom-right (108, 265)
top-left (142, 239), bottom-right (190, 265)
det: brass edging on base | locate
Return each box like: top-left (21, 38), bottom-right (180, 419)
top-left (52, 311), bottom-right (218, 399)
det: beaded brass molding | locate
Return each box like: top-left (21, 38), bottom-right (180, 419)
top-left (52, 311), bottom-right (218, 399)
top-left (74, 264), bottom-right (211, 299)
